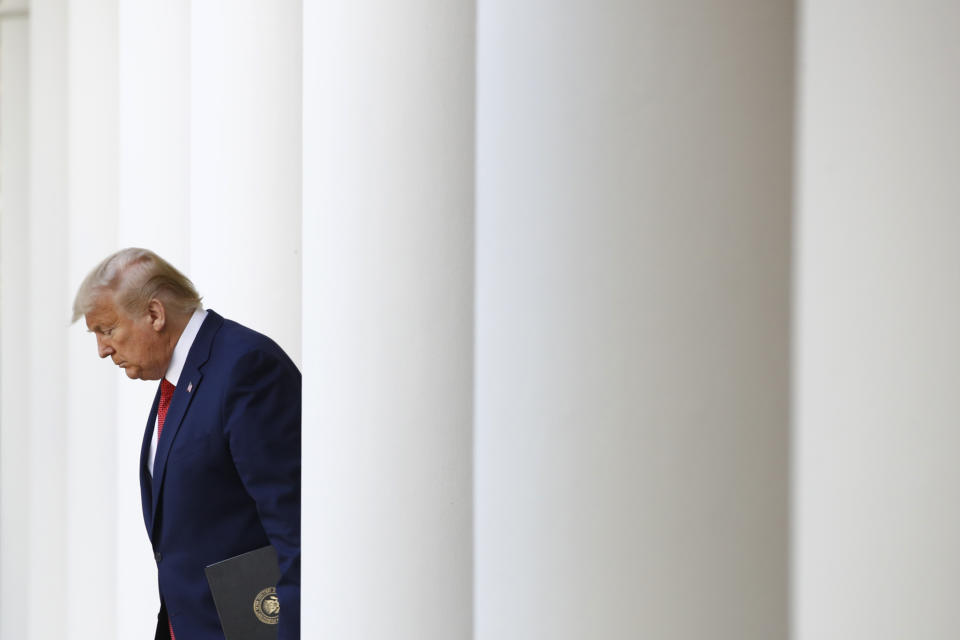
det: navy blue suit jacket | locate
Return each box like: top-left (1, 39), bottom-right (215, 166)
top-left (140, 310), bottom-right (301, 639)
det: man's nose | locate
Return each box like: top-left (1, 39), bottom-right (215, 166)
top-left (97, 336), bottom-right (114, 358)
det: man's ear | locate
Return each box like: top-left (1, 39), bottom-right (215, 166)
top-left (147, 299), bottom-right (167, 332)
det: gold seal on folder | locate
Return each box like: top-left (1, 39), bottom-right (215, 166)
top-left (253, 587), bottom-right (280, 625)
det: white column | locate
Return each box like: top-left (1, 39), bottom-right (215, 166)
top-left (26, 0), bottom-right (69, 638)
top-left (475, 2), bottom-right (793, 639)
top-left (63, 2), bottom-right (122, 639)
top-left (302, 1), bottom-right (475, 637)
top-left (64, 1), bottom-right (120, 639)
top-left (118, 1), bottom-right (189, 246)
top-left (0, 3), bottom-right (31, 639)
top-left (116, 2), bottom-right (191, 634)
top-left (795, 2), bottom-right (960, 638)
top-left (189, 0), bottom-right (302, 363)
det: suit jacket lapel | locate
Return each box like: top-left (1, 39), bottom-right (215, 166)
top-left (149, 310), bottom-right (224, 530)
top-left (140, 384), bottom-right (162, 538)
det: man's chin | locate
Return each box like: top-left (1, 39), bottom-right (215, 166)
top-left (124, 368), bottom-right (162, 381)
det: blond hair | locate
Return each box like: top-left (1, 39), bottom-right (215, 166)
top-left (72, 248), bottom-right (202, 322)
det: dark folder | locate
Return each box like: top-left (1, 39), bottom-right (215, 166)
top-left (205, 545), bottom-right (282, 640)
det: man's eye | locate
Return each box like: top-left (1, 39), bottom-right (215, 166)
top-left (103, 329), bottom-right (113, 336)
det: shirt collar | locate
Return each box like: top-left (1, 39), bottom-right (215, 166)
top-left (164, 308), bottom-right (208, 386)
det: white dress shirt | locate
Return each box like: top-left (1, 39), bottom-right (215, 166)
top-left (148, 308), bottom-right (208, 476)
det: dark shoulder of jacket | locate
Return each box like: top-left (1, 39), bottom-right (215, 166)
top-left (213, 317), bottom-right (301, 378)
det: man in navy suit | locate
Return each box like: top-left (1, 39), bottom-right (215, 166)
top-left (74, 248), bottom-right (301, 640)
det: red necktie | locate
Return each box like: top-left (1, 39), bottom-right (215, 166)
top-left (158, 379), bottom-right (176, 438)
top-left (157, 379), bottom-right (177, 640)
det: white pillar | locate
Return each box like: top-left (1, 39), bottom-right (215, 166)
top-left (795, 2), bottom-right (960, 638)
top-left (26, 0), bottom-right (69, 638)
top-left (475, 2), bottom-right (793, 638)
top-left (302, 1), bottom-right (475, 637)
top-left (0, 4), bottom-right (31, 639)
top-left (65, 1), bottom-right (120, 637)
top-left (118, 0), bottom-right (190, 246)
top-left (189, 0), bottom-right (302, 363)
top-left (116, 2), bottom-right (191, 633)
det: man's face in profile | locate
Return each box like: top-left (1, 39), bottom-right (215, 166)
top-left (84, 295), bottom-right (168, 380)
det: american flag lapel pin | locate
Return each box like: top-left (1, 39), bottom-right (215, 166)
top-left (187, 382), bottom-right (193, 393)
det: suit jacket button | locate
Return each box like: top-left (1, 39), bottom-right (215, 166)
top-left (155, 551), bottom-right (162, 562)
